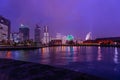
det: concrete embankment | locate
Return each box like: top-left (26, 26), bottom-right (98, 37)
top-left (0, 44), bottom-right (120, 51)
top-left (0, 46), bottom-right (40, 50)
top-left (0, 59), bottom-right (104, 80)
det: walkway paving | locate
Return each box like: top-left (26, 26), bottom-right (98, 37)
top-left (0, 59), bottom-right (104, 80)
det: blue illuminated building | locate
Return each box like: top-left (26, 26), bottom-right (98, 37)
top-left (19, 24), bottom-right (29, 41)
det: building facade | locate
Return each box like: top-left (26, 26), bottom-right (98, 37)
top-left (34, 25), bottom-right (41, 46)
top-left (42, 26), bottom-right (50, 44)
top-left (19, 24), bottom-right (29, 41)
top-left (10, 32), bottom-right (23, 43)
top-left (85, 32), bottom-right (92, 40)
top-left (0, 16), bottom-right (10, 42)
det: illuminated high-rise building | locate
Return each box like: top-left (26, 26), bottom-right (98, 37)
top-left (0, 16), bottom-right (10, 41)
top-left (19, 24), bottom-right (29, 41)
top-left (42, 26), bottom-right (50, 44)
top-left (34, 24), bottom-right (41, 43)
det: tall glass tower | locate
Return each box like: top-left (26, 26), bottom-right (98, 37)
top-left (34, 24), bottom-right (41, 43)
top-left (19, 24), bottom-right (29, 41)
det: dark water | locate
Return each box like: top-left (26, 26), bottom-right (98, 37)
top-left (0, 46), bottom-right (120, 80)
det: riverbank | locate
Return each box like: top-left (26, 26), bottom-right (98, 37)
top-left (0, 46), bottom-right (40, 50)
top-left (0, 59), bottom-right (104, 80)
top-left (0, 43), bottom-right (120, 51)
top-left (49, 44), bottom-right (120, 48)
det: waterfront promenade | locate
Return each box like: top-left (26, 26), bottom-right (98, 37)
top-left (0, 43), bottom-right (120, 50)
top-left (0, 46), bottom-right (41, 50)
top-left (0, 59), bottom-right (104, 80)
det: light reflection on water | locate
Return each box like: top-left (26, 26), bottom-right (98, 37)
top-left (0, 46), bottom-right (120, 79)
top-left (114, 47), bottom-right (119, 64)
top-left (97, 46), bottom-right (102, 61)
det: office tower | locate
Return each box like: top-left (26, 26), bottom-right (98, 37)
top-left (19, 24), bottom-right (29, 41)
top-left (42, 26), bottom-right (50, 44)
top-left (34, 24), bottom-right (41, 44)
top-left (0, 16), bottom-right (11, 41)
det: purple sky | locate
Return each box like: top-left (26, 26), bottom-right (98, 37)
top-left (0, 0), bottom-right (120, 39)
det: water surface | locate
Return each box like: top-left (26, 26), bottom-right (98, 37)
top-left (0, 46), bottom-right (120, 80)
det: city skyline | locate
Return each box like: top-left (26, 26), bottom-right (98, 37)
top-left (0, 0), bottom-right (120, 39)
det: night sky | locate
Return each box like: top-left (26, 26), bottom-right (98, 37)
top-left (0, 0), bottom-right (120, 39)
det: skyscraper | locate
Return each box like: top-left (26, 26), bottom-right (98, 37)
top-left (0, 16), bottom-right (10, 41)
top-left (34, 25), bottom-right (41, 45)
top-left (19, 24), bottom-right (29, 41)
top-left (42, 26), bottom-right (50, 44)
